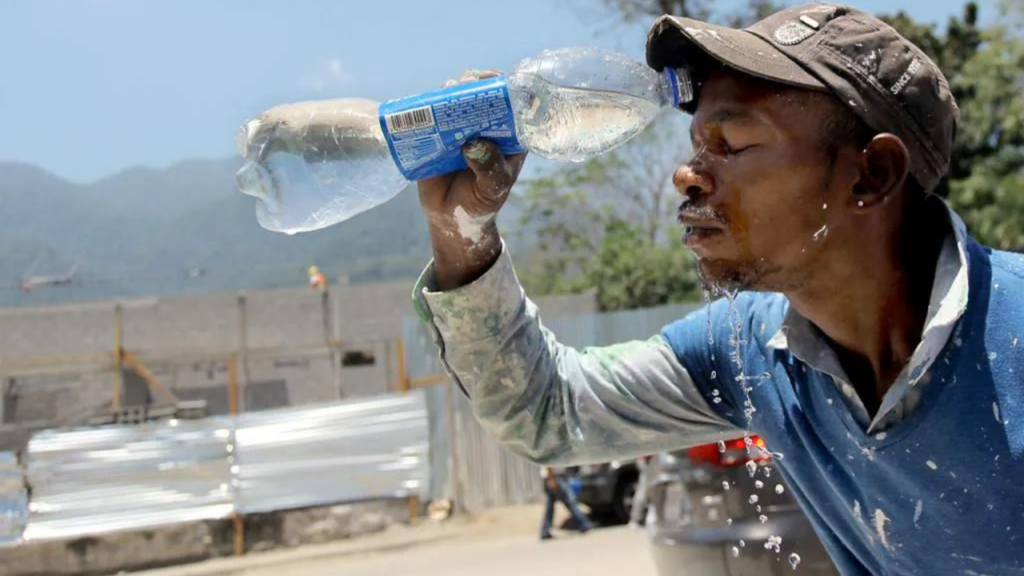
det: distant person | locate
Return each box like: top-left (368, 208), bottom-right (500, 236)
top-left (539, 466), bottom-right (593, 541)
top-left (628, 455), bottom-right (653, 529)
top-left (307, 265), bottom-right (327, 291)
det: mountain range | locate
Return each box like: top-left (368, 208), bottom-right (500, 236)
top-left (0, 158), bottom-right (525, 307)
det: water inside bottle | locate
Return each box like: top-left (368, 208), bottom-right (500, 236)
top-left (509, 76), bottom-right (661, 163)
top-left (236, 99), bottom-right (407, 234)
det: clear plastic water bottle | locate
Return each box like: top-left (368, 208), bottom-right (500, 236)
top-left (236, 47), bottom-right (692, 234)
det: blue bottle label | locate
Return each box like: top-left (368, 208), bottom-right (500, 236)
top-left (379, 76), bottom-right (525, 181)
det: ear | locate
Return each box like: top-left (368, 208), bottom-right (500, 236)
top-left (851, 134), bottom-right (910, 210)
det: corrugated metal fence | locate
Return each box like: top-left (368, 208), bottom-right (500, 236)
top-left (1, 392), bottom-right (428, 546)
top-left (405, 302), bottom-right (702, 513)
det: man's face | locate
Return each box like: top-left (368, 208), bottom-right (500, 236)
top-left (675, 67), bottom-right (855, 293)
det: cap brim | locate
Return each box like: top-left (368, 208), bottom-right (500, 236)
top-left (647, 15), bottom-right (827, 109)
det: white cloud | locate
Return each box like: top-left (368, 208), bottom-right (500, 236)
top-left (299, 58), bottom-right (352, 93)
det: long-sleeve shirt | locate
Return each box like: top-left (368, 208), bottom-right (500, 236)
top-left (411, 204), bottom-right (1024, 576)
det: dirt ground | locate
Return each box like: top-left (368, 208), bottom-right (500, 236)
top-left (134, 504), bottom-right (658, 576)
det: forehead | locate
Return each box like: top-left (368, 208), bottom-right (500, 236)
top-left (692, 68), bottom-right (832, 131)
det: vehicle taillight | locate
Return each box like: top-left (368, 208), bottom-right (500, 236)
top-left (687, 436), bottom-right (771, 468)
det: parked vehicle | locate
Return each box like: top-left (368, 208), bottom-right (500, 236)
top-left (646, 436), bottom-right (840, 576)
top-left (573, 459), bottom-right (641, 524)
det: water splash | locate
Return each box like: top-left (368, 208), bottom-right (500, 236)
top-left (765, 535), bottom-right (783, 553)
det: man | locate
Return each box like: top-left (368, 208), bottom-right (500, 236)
top-left (539, 466), bottom-right (593, 540)
top-left (412, 4), bottom-right (1024, 575)
top-left (628, 454), bottom-right (653, 529)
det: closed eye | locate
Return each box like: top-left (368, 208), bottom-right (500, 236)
top-left (725, 143), bottom-right (758, 156)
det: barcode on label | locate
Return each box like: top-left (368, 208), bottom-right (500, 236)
top-left (385, 106), bottom-right (435, 133)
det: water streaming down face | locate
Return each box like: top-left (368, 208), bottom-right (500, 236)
top-left (701, 283), bottom-right (799, 561)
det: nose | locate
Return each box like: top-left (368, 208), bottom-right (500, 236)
top-left (672, 163), bottom-right (713, 202)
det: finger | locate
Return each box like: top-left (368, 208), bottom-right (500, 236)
top-left (463, 140), bottom-right (518, 202)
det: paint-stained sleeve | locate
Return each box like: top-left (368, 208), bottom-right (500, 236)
top-left (410, 244), bottom-right (742, 465)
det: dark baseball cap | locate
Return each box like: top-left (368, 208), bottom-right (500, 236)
top-left (646, 2), bottom-right (959, 192)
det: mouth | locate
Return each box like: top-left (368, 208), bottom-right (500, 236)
top-left (678, 213), bottom-right (725, 253)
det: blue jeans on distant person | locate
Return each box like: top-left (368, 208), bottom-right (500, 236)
top-left (540, 477), bottom-right (593, 539)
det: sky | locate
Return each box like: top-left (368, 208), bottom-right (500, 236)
top-left (0, 0), bottom-right (991, 184)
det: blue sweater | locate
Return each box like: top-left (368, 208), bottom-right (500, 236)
top-left (662, 238), bottom-right (1024, 576)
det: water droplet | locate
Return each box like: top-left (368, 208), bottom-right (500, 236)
top-left (926, 460), bottom-right (938, 470)
top-left (775, 484), bottom-right (785, 495)
top-left (723, 481), bottom-right (731, 491)
top-left (711, 370), bottom-right (718, 379)
top-left (756, 504), bottom-right (762, 512)
top-left (759, 514), bottom-right (768, 524)
top-left (988, 351), bottom-right (998, 361)
top-left (765, 535), bottom-right (782, 553)
top-left (764, 467), bottom-right (772, 478)
top-left (749, 494), bottom-right (759, 504)
top-left (755, 480), bottom-right (764, 489)
top-left (746, 460), bottom-right (758, 477)
top-left (712, 388), bottom-right (720, 396)
top-left (731, 546), bottom-right (740, 558)
top-left (740, 539), bottom-right (746, 547)
top-left (713, 397), bottom-right (722, 404)
top-left (718, 440), bottom-right (727, 453)
top-left (822, 202), bottom-right (828, 210)
top-left (726, 517), bottom-right (733, 525)
top-left (789, 553), bottom-right (802, 570)
top-left (857, 200), bottom-right (865, 207)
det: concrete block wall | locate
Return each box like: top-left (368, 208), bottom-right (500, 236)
top-left (0, 281), bottom-right (596, 450)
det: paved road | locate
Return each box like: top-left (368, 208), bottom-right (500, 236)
top-left (233, 525), bottom-right (655, 576)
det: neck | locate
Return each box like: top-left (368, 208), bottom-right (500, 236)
top-left (785, 200), bottom-right (947, 413)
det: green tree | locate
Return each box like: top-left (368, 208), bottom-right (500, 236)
top-left (516, 112), bottom-right (702, 310)
top-left (587, 220), bottom-right (701, 310)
